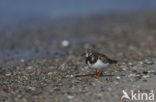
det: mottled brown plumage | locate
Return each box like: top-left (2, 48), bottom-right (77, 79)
top-left (82, 49), bottom-right (117, 65)
top-left (81, 49), bottom-right (117, 78)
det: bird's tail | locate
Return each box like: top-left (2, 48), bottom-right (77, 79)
top-left (109, 59), bottom-right (117, 64)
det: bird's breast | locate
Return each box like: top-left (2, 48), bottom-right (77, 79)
top-left (88, 59), bottom-right (109, 69)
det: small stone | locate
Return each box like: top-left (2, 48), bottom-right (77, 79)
top-left (129, 73), bottom-right (135, 77)
top-left (138, 61), bottom-right (143, 65)
top-left (142, 71), bottom-right (148, 75)
top-left (92, 82), bottom-right (96, 86)
top-left (27, 66), bottom-right (33, 70)
top-left (132, 70), bottom-right (137, 73)
top-left (151, 71), bottom-right (156, 75)
top-left (27, 86), bottom-right (36, 91)
top-left (20, 59), bottom-right (25, 62)
top-left (143, 75), bottom-right (150, 78)
top-left (108, 87), bottom-right (112, 91)
top-left (49, 66), bottom-right (55, 69)
top-left (143, 79), bottom-right (147, 82)
top-left (26, 66), bottom-right (34, 73)
top-left (67, 95), bottom-right (74, 99)
top-left (97, 93), bottom-right (102, 99)
top-left (145, 59), bottom-right (155, 65)
top-left (47, 72), bottom-right (53, 75)
top-left (128, 62), bottom-right (132, 66)
top-left (61, 40), bottom-right (69, 47)
top-left (114, 81), bottom-right (119, 85)
top-left (66, 75), bottom-right (74, 78)
top-left (5, 72), bottom-right (11, 76)
top-left (129, 77), bottom-right (140, 82)
top-left (146, 61), bottom-right (155, 65)
top-left (150, 89), bottom-right (154, 93)
top-left (122, 67), bottom-right (128, 71)
top-left (116, 76), bottom-right (121, 80)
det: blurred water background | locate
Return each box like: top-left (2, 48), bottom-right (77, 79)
top-left (1, 0), bottom-right (156, 27)
top-left (0, 0), bottom-right (156, 61)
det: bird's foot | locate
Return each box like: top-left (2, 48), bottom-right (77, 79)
top-left (94, 69), bottom-right (103, 78)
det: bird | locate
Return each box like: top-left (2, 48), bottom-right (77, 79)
top-left (81, 49), bottom-right (117, 78)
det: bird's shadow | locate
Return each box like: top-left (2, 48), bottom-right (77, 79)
top-left (74, 73), bottom-right (125, 78)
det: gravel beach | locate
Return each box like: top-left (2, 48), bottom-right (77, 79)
top-left (0, 12), bottom-right (156, 102)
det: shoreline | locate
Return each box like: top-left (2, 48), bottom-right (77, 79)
top-left (0, 11), bottom-right (156, 102)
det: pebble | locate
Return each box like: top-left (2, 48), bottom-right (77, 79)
top-left (143, 79), bottom-right (147, 82)
top-left (138, 61), bottom-right (143, 65)
top-left (129, 73), bottom-right (136, 77)
top-left (129, 77), bottom-right (140, 82)
top-left (66, 75), bottom-right (74, 78)
top-left (114, 81), bottom-right (119, 85)
top-left (132, 70), bottom-right (137, 73)
top-left (20, 59), bottom-right (25, 62)
top-left (116, 76), bottom-right (121, 80)
top-left (142, 75), bottom-right (150, 78)
top-left (61, 40), bottom-right (69, 47)
top-left (129, 73), bottom-right (142, 82)
top-left (151, 71), bottom-right (156, 75)
top-left (128, 62), bottom-right (132, 66)
top-left (5, 72), bottom-right (11, 76)
top-left (49, 66), bottom-right (55, 69)
top-left (26, 66), bottom-right (33, 70)
top-left (91, 82), bottom-right (96, 86)
top-left (27, 86), bottom-right (36, 91)
top-left (67, 95), bottom-right (74, 99)
top-left (26, 66), bottom-right (35, 73)
top-left (145, 59), bottom-right (155, 65)
top-left (47, 72), bottom-right (53, 75)
top-left (97, 93), bottom-right (102, 99)
top-left (150, 89), bottom-right (154, 93)
top-left (108, 87), bottom-right (112, 91)
top-left (142, 71), bottom-right (148, 75)
top-left (121, 66), bottom-right (128, 71)
top-left (146, 61), bottom-right (155, 65)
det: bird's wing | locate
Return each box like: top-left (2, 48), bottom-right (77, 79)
top-left (97, 53), bottom-right (109, 63)
top-left (98, 53), bottom-right (117, 64)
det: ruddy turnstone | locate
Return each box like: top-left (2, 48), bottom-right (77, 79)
top-left (81, 49), bottom-right (117, 78)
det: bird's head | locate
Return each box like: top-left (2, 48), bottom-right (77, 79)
top-left (81, 48), bottom-right (93, 57)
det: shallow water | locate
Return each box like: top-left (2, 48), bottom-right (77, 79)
top-left (0, 0), bottom-right (156, 26)
top-left (1, 0), bottom-right (156, 61)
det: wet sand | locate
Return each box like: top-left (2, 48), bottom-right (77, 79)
top-left (0, 11), bottom-right (156, 102)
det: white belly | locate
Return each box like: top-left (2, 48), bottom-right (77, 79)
top-left (88, 59), bottom-right (109, 69)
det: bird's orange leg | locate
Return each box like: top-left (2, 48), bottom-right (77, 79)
top-left (95, 69), bottom-right (103, 78)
